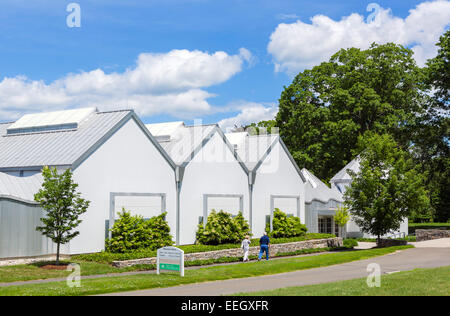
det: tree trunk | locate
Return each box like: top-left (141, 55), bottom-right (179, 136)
top-left (56, 242), bottom-right (60, 265)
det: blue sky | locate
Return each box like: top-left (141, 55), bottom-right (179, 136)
top-left (0, 0), bottom-right (448, 129)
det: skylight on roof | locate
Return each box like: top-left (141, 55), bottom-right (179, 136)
top-left (6, 108), bottom-right (96, 135)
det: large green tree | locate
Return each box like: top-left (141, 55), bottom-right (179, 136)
top-left (276, 43), bottom-right (425, 182)
top-left (344, 134), bottom-right (430, 244)
top-left (35, 167), bottom-right (90, 264)
top-left (413, 30), bottom-right (450, 222)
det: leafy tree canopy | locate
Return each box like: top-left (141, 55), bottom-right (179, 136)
top-left (35, 167), bottom-right (90, 264)
top-left (276, 43), bottom-right (425, 182)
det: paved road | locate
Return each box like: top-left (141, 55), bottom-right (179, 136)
top-left (104, 247), bottom-right (450, 296)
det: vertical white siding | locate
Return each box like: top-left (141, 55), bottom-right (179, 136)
top-left (71, 118), bottom-right (176, 254)
top-left (179, 133), bottom-right (249, 245)
top-left (252, 142), bottom-right (305, 238)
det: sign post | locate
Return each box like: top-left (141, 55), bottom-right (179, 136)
top-left (157, 246), bottom-right (184, 277)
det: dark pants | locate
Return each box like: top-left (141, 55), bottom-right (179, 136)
top-left (259, 245), bottom-right (269, 260)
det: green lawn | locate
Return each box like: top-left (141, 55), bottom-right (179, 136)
top-left (0, 234), bottom-right (335, 284)
top-left (236, 266), bottom-right (450, 296)
top-left (0, 245), bottom-right (412, 296)
top-left (0, 261), bottom-right (153, 283)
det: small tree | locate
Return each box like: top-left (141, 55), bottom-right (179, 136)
top-left (334, 206), bottom-right (350, 238)
top-left (35, 167), bottom-right (90, 264)
top-left (344, 134), bottom-right (430, 246)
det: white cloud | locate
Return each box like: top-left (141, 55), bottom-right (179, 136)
top-left (0, 49), bottom-right (252, 120)
top-left (268, 0), bottom-right (450, 75)
top-left (218, 102), bottom-right (278, 132)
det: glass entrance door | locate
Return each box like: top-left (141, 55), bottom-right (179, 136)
top-left (318, 216), bottom-right (333, 234)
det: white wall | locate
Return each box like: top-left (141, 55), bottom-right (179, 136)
top-left (179, 132), bottom-right (249, 245)
top-left (252, 141), bottom-right (305, 238)
top-left (71, 118), bottom-right (176, 254)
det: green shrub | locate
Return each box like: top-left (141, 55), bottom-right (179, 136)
top-left (145, 211), bottom-right (173, 250)
top-left (343, 238), bottom-right (358, 249)
top-left (265, 209), bottom-right (307, 238)
top-left (105, 209), bottom-right (173, 253)
top-left (196, 210), bottom-right (251, 245)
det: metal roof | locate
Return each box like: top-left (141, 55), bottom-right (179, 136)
top-left (0, 172), bottom-right (43, 203)
top-left (152, 124), bottom-right (217, 165)
top-left (0, 109), bottom-right (132, 170)
top-left (330, 157), bottom-right (361, 184)
top-left (302, 168), bottom-right (343, 204)
top-left (225, 133), bottom-right (278, 170)
top-left (146, 121), bottom-right (185, 138)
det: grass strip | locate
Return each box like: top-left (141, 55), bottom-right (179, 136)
top-left (0, 246), bottom-right (346, 284)
top-left (0, 245), bottom-right (412, 296)
top-left (234, 265), bottom-right (450, 296)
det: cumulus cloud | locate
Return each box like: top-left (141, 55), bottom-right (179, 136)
top-left (218, 102), bottom-right (278, 132)
top-left (268, 0), bottom-right (450, 75)
top-left (0, 49), bottom-right (252, 120)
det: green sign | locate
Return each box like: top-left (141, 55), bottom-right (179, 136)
top-left (159, 263), bottom-right (180, 271)
top-left (157, 246), bottom-right (184, 276)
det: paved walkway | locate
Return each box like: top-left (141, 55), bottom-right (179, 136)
top-left (410, 238), bottom-right (450, 248)
top-left (103, 247), bottom-right (450, 296)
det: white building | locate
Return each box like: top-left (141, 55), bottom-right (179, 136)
top-left (301, 168), bottom-right (344, 236)
top-left (226, 132), bottom-right (306, 238)
top-left (330, 158), bottom-right (409, 238)
top-left (147, 123), bottom-right (250, 245)
top-left (0, 108), bottom-right (177, 257)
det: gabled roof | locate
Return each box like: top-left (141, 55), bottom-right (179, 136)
top-left (146, 122), bottom-right (249, 174)
top-left (0, 108), bottom-right (176, 171)
top-left (302, 168), bottom-right (343, 204)
top-left (146, 121), bottom-right (185, 138)
top-left (0, 172), bottom-right (43, 204)
top-left (225, 132), bottom-right (306, 182)
top-left (330, 157), bottom-right (361, 184)
top-left (147, 122), bottom-right (215, 165)
top-left (226, 132), bottom-right (278, 170)
top-left (0, 109), bottom-right (134, 170)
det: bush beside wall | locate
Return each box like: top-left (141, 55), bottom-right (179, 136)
top-left (266, 209), bottom-right (307, 238)
top-left (196, 210), bottom-right (251, 245)
top-left (105, 210), bottom-right (173, 253)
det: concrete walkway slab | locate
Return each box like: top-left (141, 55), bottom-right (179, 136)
top-left (410, 238), bottom-right (450, 248)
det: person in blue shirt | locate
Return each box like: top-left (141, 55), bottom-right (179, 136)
top-left (258, 232), bottom-right (270, 261)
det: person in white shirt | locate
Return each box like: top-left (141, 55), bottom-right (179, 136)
top-left (241, 235), bottom-right (251, 262)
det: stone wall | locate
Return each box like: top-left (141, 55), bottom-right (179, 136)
top-left (416, 229), bottom-right (450, 242)
top-left (112, 237), bottom-right (343, 268)
top-left (378, 238), bottom-right (407, 248)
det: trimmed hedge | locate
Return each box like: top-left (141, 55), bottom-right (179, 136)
top-left (74, 233), bottom-right (335, 264)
